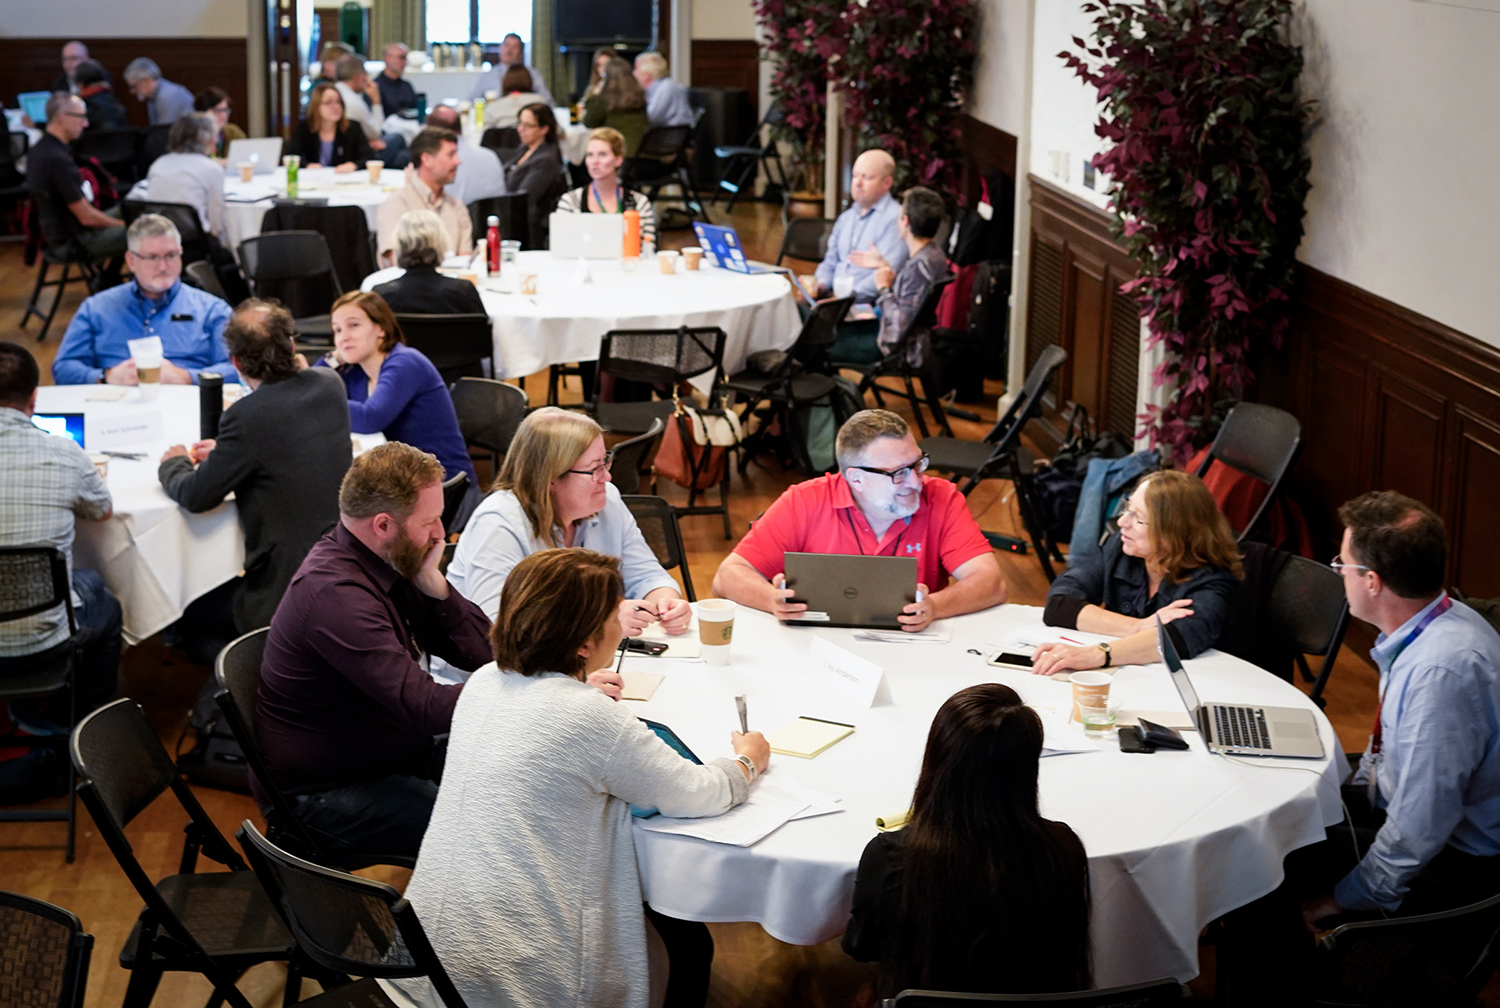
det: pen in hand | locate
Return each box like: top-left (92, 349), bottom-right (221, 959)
top-left (736, 695), bottom-right (748, 734)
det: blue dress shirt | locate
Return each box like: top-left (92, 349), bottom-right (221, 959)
top-left (1336, 596), bottom-right (1500, 911)
top-left (645, 77), bottom-right (694, 128)
top-left (147, 79), bottom-right (197, 127)
top-left (814, 192), bottom-right (909, 301)
top-left (319, 342), bottom-right (478, 487)
top-left (52, 280), bottom-right (236, 385)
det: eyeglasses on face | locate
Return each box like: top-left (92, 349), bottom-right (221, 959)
top-left (851, 454), bottom-right (930, 483)
top-left (1118, 506), bottom-right (1149, 526)
top-left (566, 451), bottom-right (615, 482)
top-left (129, 250), bottom-right (182, 264)
top-left (1330, 554), bottom-right (1371, 575)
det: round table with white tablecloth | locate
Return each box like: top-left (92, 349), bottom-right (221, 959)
top-left (362, 250), bottom-right (802, 394)
top-left (33, 385), bottom-right (246, 645)
top-left (621, 605), bottom-right (1346, 987)
top-left (223, 167), bottom-right (399, 253)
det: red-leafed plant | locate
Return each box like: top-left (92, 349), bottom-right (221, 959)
top-left (1062, 0), bottom-right (1313, 462)
top-left (755, 0), bottom-right (977, 191)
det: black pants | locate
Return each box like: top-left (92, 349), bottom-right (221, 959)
top-left (644, 905), bottom-right (714, 1008)
top-left (1218, 784), bottom-right (1500, 1006)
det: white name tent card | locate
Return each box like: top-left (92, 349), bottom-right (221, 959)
top-left (86, 411), bottom-right (164, 451)
top-left (806, 637), bottom-right (890, 708)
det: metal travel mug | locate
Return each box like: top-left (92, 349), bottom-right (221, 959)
top-left (199, 372), bottom-right (224, 440)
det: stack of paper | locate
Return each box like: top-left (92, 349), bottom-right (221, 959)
top-left (620, 671), bottom-right (664, 701)
top-left (1035, 709), bottom-right (1100, 756)
top-left (852, 629), bottom-right (952, 644)
top-left (638, 780), bottom-right (813, 846)
top-left (767, 717), bottom-right (855, 758)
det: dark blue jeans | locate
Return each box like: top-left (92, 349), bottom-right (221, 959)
top-left (291, 772), bottom-right (440, 860)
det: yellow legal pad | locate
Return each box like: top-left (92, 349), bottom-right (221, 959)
top-left (767, 717), bottom-right (855, 759)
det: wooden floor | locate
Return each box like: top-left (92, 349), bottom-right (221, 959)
top-left (0, 202), bottom-right (1429, 1008)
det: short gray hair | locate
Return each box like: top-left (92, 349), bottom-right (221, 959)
top-left (44, 92), bottom-right (80, 124)
top-left (126, 214), bottom-right (182, 252)
top-left (634, 52), bottom-right (668, 79)
top-left (835, 409), bottom-right (911, 470)
top-left (394, 210), bottom-right (448, 269)
top-left (124, 57), bottom-right (162, 84)
top-left (168, 113), bottom-right (217, 155)
top-left (335, 54), bottom-right (367, 83)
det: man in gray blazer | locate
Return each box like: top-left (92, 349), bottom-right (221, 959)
top-left (159, 300), bottom-right (352, 652)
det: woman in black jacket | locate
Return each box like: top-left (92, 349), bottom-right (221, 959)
top-left (75, 60), bottom-right (129, 134)
top-left (504, 103), bottom-right (569, 247)
top-left (288, 82), bottom-right (371, 171)
top-left (372, 209), bottom-right (487, 316)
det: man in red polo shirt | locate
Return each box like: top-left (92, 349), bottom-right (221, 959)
top-left (714, 410), bottom-right (1007, 631)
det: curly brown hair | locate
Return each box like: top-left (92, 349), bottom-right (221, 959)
top-left (1138, 470), bottom-right (1244, 583)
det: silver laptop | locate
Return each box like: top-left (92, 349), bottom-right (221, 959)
top-left (549, 212), bottom-right (624, 259)
top-left (1157, 618), bottom-right (1324, 758)
top-left (782, 553), bottom-right (917, 629)
top-left (225, 137), bottom-right (284, 174)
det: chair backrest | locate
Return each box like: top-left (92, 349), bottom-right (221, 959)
top-left (634, 125), bottom-right (693, 162)
top-left (141, 123), bottom-right (172, 165)
top-left (597, 326), bottom-right (727, 391)
top-left (1193, 402), bottom-right (1300, 541)
top-left (449, 377), bottom-right (528, 456)
top-left (609, 417), bottom-right (666, 496)
top-left (480, 126), bottom-right (521, 153)
top-left (74, 128), bottom-right (140, 168)
top-left (889, 274), bottom-right (955, 355)
top-left (1268, 555), bottom-right (1349, 657)
top-left (983, 344), bottom-right (1069, 449)
top-left (184, 259), bottom-right (229, 300)
top-left (777, 217), bottom-right (835, 266)
top-left (238, 230), bottom-right (341, 285)
top-left (789, 295), bottom-right (855, 372)
top-left (396, 313), bottom-right (494, 384)
top-left (441, 472), bottom-right (470, 532)
top-left (27, 188), bottom-right (86, 254)
top-left (468, 192), bottom-right (530, 250)
top-left (883, 978), bottom-right (1186, 1006)
top-left (259, 204), bottom-right (376, 293)
top-left (1314, 889), bottom-right (1500, 1006)
top-left (621, 493), bottom-right (697, 601)
top-left (0, 547), bottom-right (73, 634)
top-left (0, 890), bottom-right (93, 1008)
top-left (237, 821), bottom-right (469, 1006)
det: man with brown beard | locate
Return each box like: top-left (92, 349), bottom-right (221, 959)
top-left (256, 441), bottom-right (492, 859)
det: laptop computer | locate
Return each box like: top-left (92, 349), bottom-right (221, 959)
top-left (692, 222), bottom-right (779, 275)
top-left (550, 212), bottom-right (624, 258)
top-left (224, 137), bottom-right (284, 174)
top-left (1157, 617), bottom-right (1324, 758)
top-left (16, 91), bottom-right (49, 125)
top-left (33, 413), bottom-right (85, 449)
top-left (782, 553), bottom-right (917, 629)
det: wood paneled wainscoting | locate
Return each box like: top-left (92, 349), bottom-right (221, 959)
top-left (1256, 265), bottom-right (1500, 597)
top-left (690, 40), bottom-right (760, 122)
top-left (1025, 176), bottom-right (1142, 449)
top-left (0, 38), bottom-right (249, 133)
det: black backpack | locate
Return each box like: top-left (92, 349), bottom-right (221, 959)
top-left (176, 677), bottom-right (251, 793)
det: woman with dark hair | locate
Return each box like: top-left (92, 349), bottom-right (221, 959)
top-left (504, 103), bottom-right (569, 243)
top-left (393, 547), bottom-right (770, 1008)
top-left (193, 86), bottom-right (246, 158)
top-left (74, 59), bottom-right (129, 133)
top-left (584, 46), bottom-right (615, 98)
top-left (844, 683), bottom-right (1091, 998)
top-left (485, 64), bottom-right (543, 128)
top-left (582, 57), bottom-right (649, 156)
top-left (289, 81), bottom-right (371, 171)
top-left (1032, 469), bottom-right (1244, 675)
top-left (314, 290), bottom-right (476, 487)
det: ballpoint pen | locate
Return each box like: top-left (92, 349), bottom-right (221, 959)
top-left (101, 451), bottom-right (146, 460)
top-left (735, 695), bottom-right (748, 734)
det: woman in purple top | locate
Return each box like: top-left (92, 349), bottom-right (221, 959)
top-left (316, 291), bottom-right (478, 489)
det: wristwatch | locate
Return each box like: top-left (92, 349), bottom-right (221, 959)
top-left (734, 754), bottom-right (758, 782)
top-left (1097, 642), bottom-right (1112, 668)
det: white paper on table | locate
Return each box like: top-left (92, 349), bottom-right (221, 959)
top-left (86, 387), bottom-right (128, 402)
top-left (1034, 708), bottom-right (1101, 756)
top-left (639, 619), bottom-right (701, 658)
top-left (806, 636), bottom-right (890, 708)
top-left (1012, 626), bottom-right (1119, 648)
top-left (775, 778), bottom-right (845, 822)
top-left (638, 780), bottom-right (811, 846)
top-left (852, 628), bottom-right (952, 644)
top-left (86, 411), bottom-right (163, 450)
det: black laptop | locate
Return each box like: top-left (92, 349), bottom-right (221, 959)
top-left (782, 553), bottom-right (918, 629)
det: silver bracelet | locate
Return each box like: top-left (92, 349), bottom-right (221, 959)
top-left (734, 754), bottom-right (758, 782)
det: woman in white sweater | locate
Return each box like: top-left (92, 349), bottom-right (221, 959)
top-left (396, 548), bottom-right (770, 1008)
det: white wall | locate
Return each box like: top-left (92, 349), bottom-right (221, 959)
top-left (1026, 0), bottom-right (1110, 210)
top-left (968, 0), bottom-right (1029, 137)
top-left (1294, 0), bottom-right (1500, 347)
top-left (0, 0), bottom-right (246, 37)
top-left (692, 0), bottom-right (756, 38)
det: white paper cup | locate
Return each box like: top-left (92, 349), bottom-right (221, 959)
top-left (236, 161), bottom-right (255, 182)
top-left (658, 250), bottom-right (680, 274)
top-left (1070, 670), bottom-right (1112, 722)
top-left (366, 160), bottom-right (383, 183)
top-left (696, 599), bottom-right (736, 665)
top-left (135, 356), bottom-right (162, 400)
top-left (89, 454), bottom-right (109, 480)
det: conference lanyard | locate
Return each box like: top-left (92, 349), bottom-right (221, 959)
top-left (590, 182), bottom-right (624, 213)
top-left (1368, 593), bottom-right (1453, 803)
top-left (844, 508), bottom-right (910, 557)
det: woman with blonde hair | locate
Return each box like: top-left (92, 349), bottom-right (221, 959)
top-left (446, 407), bottom-right (690, 635)
top-left (553, 127), bottom-right (657, 252)
top-left (1031, 469), bottom-right (1243, 675)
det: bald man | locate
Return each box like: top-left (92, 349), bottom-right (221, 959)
top-left (376, 43), bottom-right (420, 116)
top-left (815, 149), bottom-right (908, 308)
top-left (50, 41), bottom-right (95, 94)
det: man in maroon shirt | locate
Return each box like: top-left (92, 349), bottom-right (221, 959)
top-left (257, 441), bottom-right (492, 859)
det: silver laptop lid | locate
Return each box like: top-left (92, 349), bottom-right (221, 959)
top-left (1158, 616), bottom-right (1204, 723)
top-left (225, 137), bottom-right (284, 174)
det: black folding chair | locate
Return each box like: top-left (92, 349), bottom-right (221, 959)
top-left (396, 313), bottom-right (494, 384)
top-left (0, 547), bottom-right (84, 861)
top-left (480, 126), bottom-right (521, 155)
top-left (1193, 402), bottom-right (1301, 543)
top-left (468, 192), bottom-right (530, 251)
top-left (713, 102), bottom-right (787, 211)
top-left (622, 494), bottom-right (697, 601)
top-left (120, 198), bottom-right (213, 266)
top-left (591, 326), bottom-right (728, 436)
top-left (237, 230), bottom-right (344, 344)
top-left (833, 275), bottom-right (956, 439)
top-left (922, 345), bottom-right (1070, 581)
top-left (74, 128), bottom-right (141, 186)
top-left (880, 978), bottom-right (1188, 1007)
top-left (212, 629), bottom-right (417, 872)
top-left (625, 125), bottom-right (706, 224)
top-left (608, 416), bottom-right (666, 495)
top-left (776, 217), bottom-right (835, 266)
top-left (0, 890), bottom-right (93, 1008)
top-left (1311, 890), bottom-right (1500, 1006)
top-left (237, 821), bottom-right (470, 1008)
top-left (259, 203), bottom-right (377, 299)
top-left (19, 188), bottom-right (100, 340)
top-left (441, 472), bottom-right (474, 535)
top-left (183, 259), bottom-right (228, 299)
top-left (449, 376), bottom-right (528, 477)
top-left (139, 123), bottom-right (172, 175)
top-left (70, 699), bottom-right (293, 1008)
top-left (1268, 554), bottom-right (1351, 707)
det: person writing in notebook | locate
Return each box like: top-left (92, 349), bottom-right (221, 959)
top-left (712, 410), bottom-right (1006, 632)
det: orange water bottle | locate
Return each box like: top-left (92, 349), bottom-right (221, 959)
top-left (622, 209), bottom-right (641, 259)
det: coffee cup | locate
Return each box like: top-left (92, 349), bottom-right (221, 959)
top-left (681, 246), bottom-right (703, 270)
top-left (658, 250), bottom-right (679, 274)
top-left (89, 453), bottom-right (109, 480)
top-left (366, 160), bottom-right (383, 183)
top-left (135, 356), bottom-right (162, 399)
top-left (520, 272), bottom-right (539, 295)
top-left (236, 161), bottom-right (255, 182)
top-left (1070, 670), bottom-right (1112, 723)
top-left (695, 598), bottom-right (736, 665)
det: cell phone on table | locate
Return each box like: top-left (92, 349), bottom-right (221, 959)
top-left (986, 651), bottom-right (1035, 671)
top-left (623, 638), bottom-right (668, 656)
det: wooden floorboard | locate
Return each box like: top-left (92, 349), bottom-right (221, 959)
top-left (2, 200), bottom-right (1475, 1008)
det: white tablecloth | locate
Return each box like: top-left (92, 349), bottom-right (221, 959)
top-left (623, 605), bottom-right (1346, 986)
top-left (224, 167), bottom-right (396, 252)
top-left (35, 385), bottom-right (247, 645)
top-left (362, 250), bottom-right (801, 393)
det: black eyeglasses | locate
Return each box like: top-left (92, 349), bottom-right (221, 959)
top-left (566, 451), bottom-right (615, 482)
top-left (851, 454), bottom-right (930, 482)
